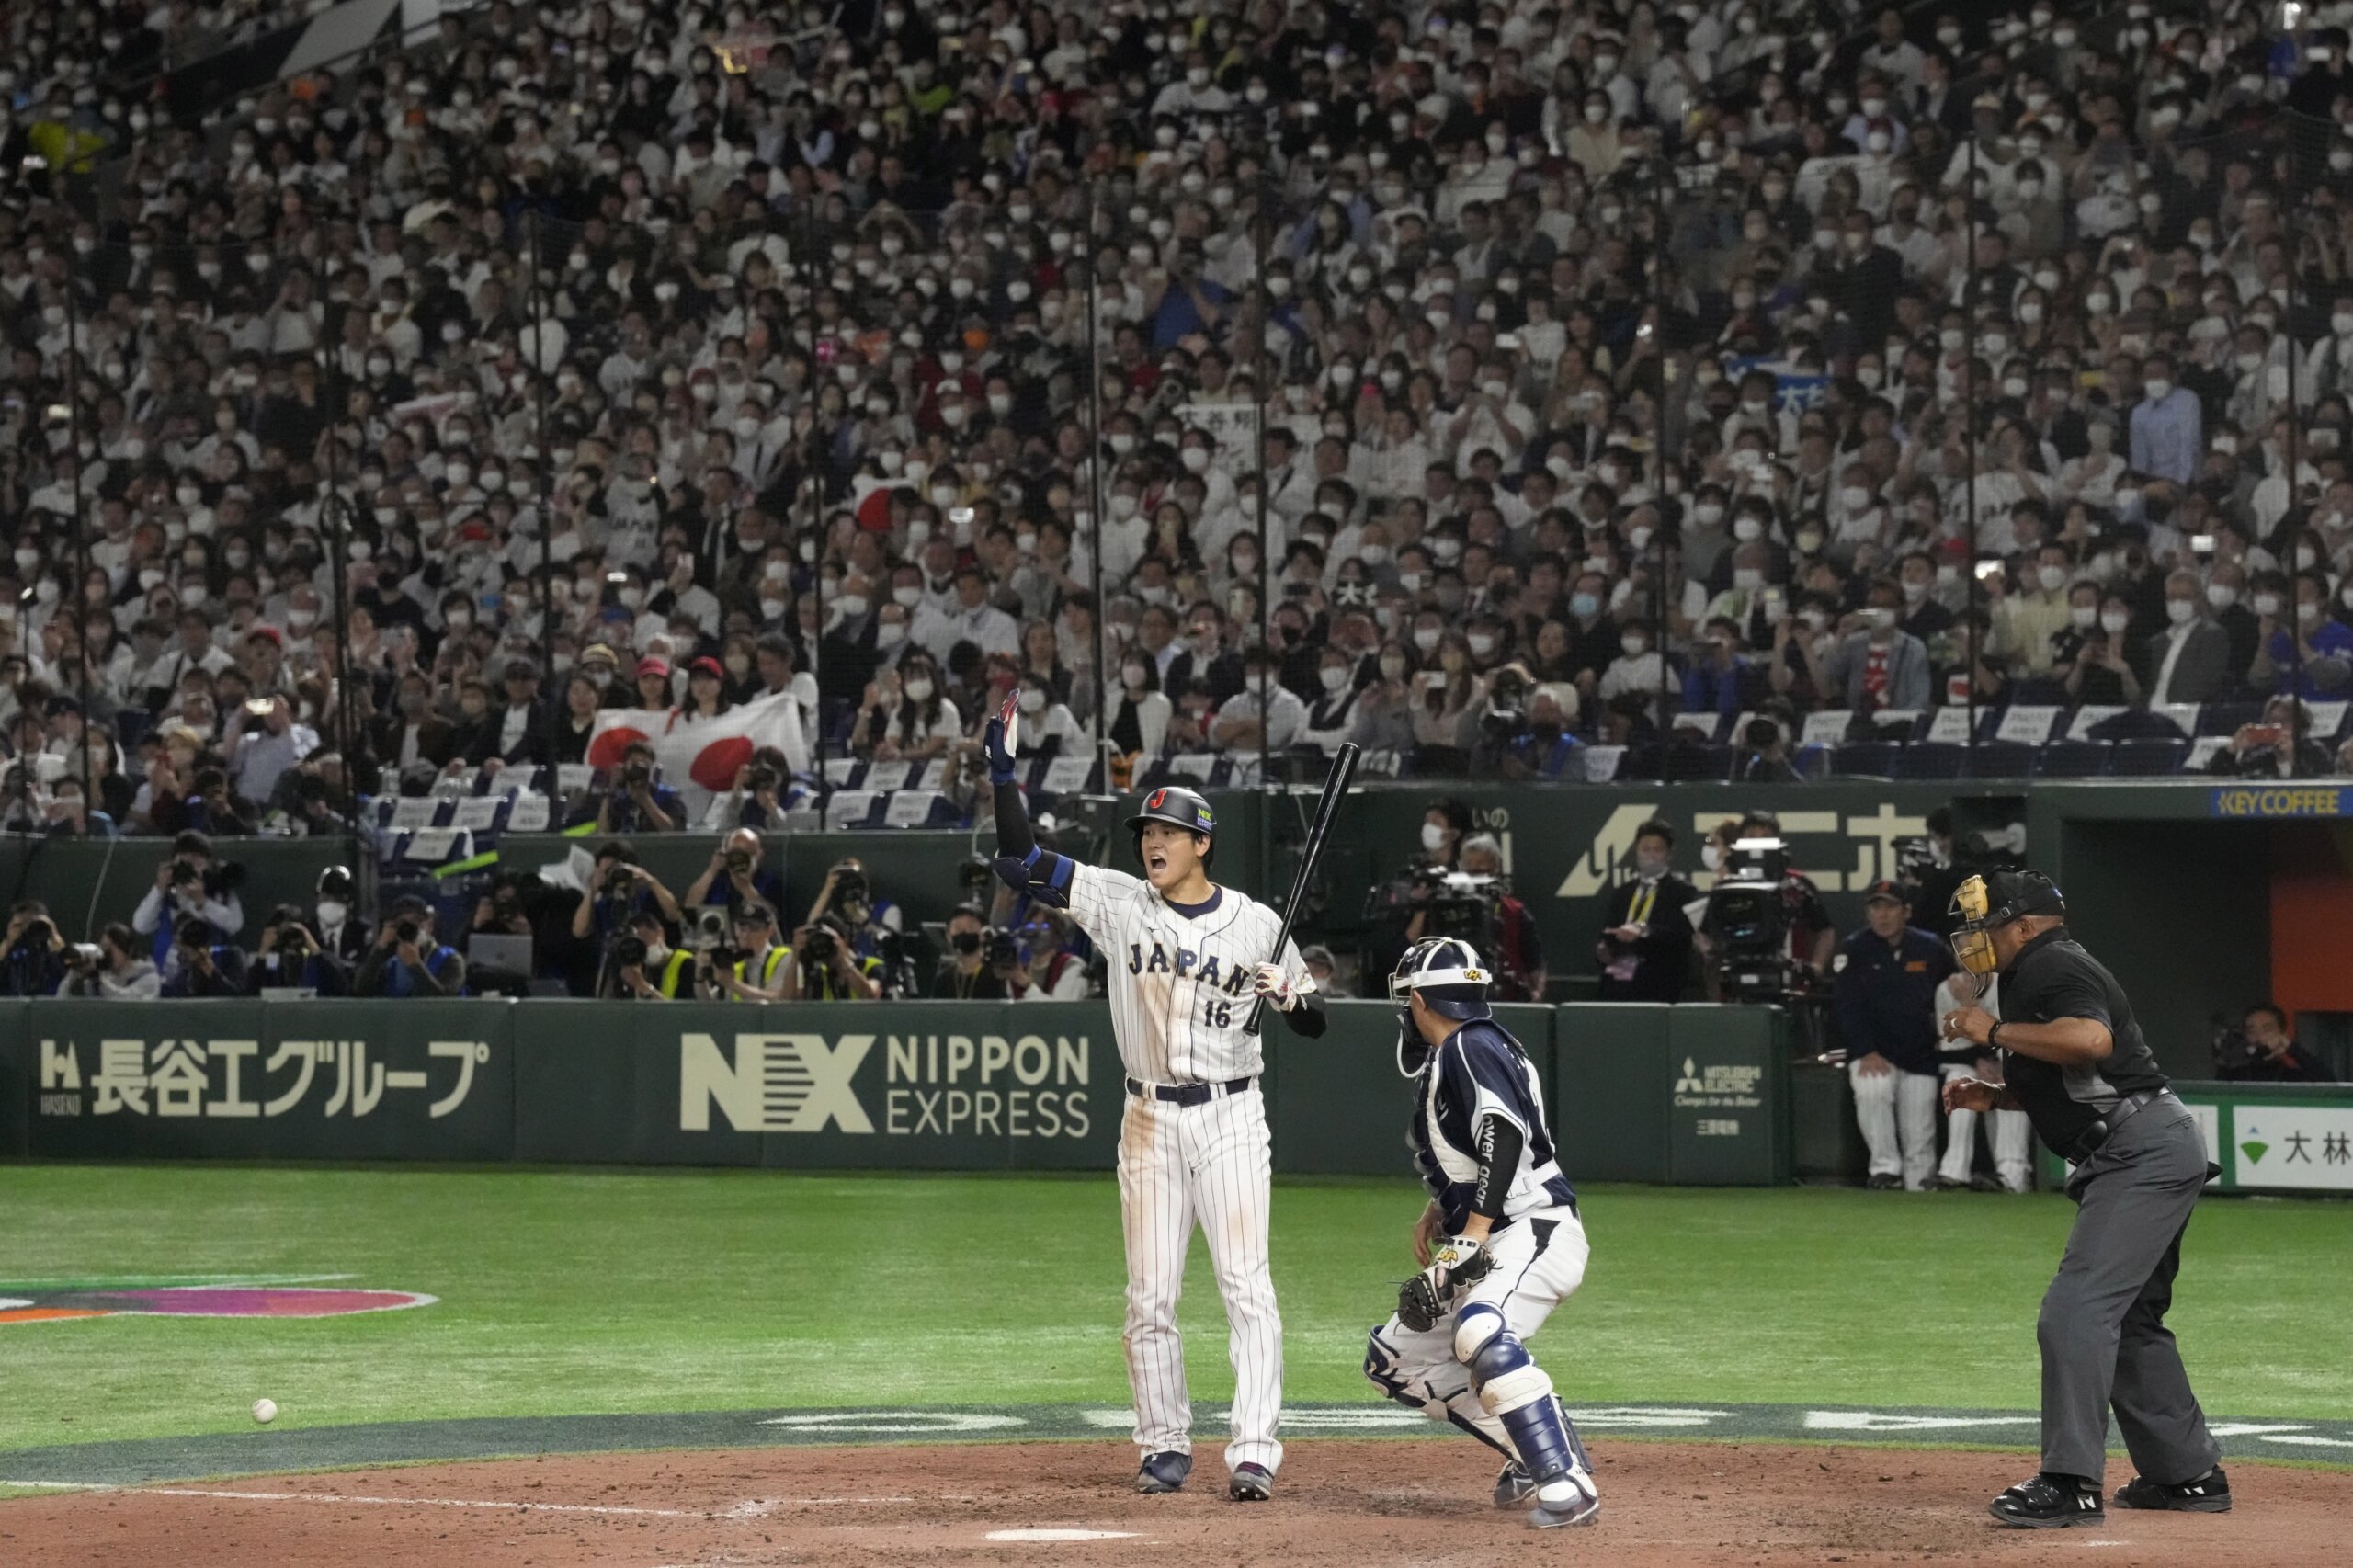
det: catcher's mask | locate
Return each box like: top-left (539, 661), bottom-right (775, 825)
top-left (1948, 869), bottom-right (2065, 976)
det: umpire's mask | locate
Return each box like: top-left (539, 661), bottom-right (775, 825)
top-left (1948, 870), bottom-right (2064, 976)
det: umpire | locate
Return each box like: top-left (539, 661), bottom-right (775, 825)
top-left (1938, 871), bottom-right (2226, 1528)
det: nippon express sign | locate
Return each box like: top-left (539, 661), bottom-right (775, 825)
top-left (679, 1029), bottom-right (1097, 1142)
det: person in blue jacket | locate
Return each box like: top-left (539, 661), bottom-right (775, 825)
top-left (1833, 879), bottom-right (1954, 1190)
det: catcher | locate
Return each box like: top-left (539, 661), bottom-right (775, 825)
top-left (1362, 937), bottom-right (1600, 1528)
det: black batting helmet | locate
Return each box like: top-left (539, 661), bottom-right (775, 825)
top-left (1128, 785), bottom-right (1215, 838)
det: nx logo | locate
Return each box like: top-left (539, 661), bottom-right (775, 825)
top-left (680, 1033), bottom-right (876, 1133)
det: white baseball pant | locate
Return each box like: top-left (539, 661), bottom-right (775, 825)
top-left (1938, 1064), bottom-right (2034, 1191)
top-left (1850, 1061), bottom-right (1939, 1190)
top-left (1364, 1206), bottom-right (1590, 1459)
top-left (1117, 1083), bottom-right (1282, 1474)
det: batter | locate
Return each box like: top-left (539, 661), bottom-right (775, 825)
top-left (985, 699), bottom-right (1324, 1501)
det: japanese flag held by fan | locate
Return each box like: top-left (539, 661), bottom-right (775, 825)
top-left (586, 689), bottom-right (810, 813)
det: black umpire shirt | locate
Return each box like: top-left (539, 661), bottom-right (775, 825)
top-left (1997, 926), bottom-right (2169, 1158)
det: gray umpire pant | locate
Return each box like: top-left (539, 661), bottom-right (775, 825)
top-left (2039, 1101), bottom-right (2222, 1484)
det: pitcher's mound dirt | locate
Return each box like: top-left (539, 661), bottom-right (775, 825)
top-left (3, 1437), bottom-right (2343, 1567)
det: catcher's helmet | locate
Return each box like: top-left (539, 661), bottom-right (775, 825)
top-left (1390, 936), bottom-right (1492, 1076)
top-left (1127, 785), bottom-right (1216, 840)
top-left (1392, 937), bottom-right (1493, 1022)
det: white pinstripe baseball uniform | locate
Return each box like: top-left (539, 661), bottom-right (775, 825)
top-left (1065, 862), bottom-right (1303, 1475)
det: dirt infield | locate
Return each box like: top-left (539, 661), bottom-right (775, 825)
top-left (4, 1438), bottom-right (2344, 1567)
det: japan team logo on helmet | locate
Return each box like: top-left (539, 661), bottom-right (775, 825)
top-left (1389, 937), bottom-right (1492, 1075)
top-left (1126, 785), bottom-right (1215, 839)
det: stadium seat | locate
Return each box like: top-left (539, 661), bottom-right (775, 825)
top-left (2199, 702), bottom-right (2261, 737)
top-left (1662, 743), bottom-right (1733, 782)
top-left (1961, 742), bottom-right (2038, 779)
top-left (2109, 738), bottom-right (2189, 777)
top-left (1892, 744), bottom-right (1965, 779)
top-left (1830, 741), bottom-right (1902, 778)
top-left (2033, 741), bottom-right (2112, 778)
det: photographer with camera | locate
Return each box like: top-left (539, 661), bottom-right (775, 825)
top-left (930, 904), bottom-right (1018, 1000)
top-left (131, 831), bottom-right (246, 968)
top-left (781, 912), bottom-right (883, 1000)
top-left (593, 739), bottom-right (684, 834)
top-left (244, 903), bottom-right (349, 996)
top-left (60, 923), bottom-right (160, 999)
top-left (162, 912), bottom-right (249, 999)
top-left (2218, 1005), bottom-right (2335, 1083)
top-left (354, 896), bottom-right (468, 998)
top-left (611, 907), bottom-right (695, 1000)
top-left (1, 899), bottom-right (69, 996)
top-left (801, 857), bottom-right (909, 995)
top-left (1455, 835), bottom-right (1546, 1001)
top-left (1002, 906), bottom-right (1094, 1000)
top-left (699, 748), bottom-right (793, 832)
top-left (566, 837), bottom-right (681, 944)
top-left (683, 827), bottom-right (786, 921)
top-left (706, 903), bottom-right (794, 1000)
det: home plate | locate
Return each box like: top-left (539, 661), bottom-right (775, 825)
top-left (984, 1528), bottom-right (1142, 1542)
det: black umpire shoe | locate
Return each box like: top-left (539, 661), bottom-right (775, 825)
top-left (1229, 1462), bottom-right (1274, 1502)
top-left (1136, 1451), bottom-right (1191, 1494)
top-left (1989, 1472), bottom-right (2106, 1528)
top-left (2114, 1466), bottom-right (2232, 1513)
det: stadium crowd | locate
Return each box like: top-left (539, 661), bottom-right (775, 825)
top-left (6, 0), bottom-right (2353, 846)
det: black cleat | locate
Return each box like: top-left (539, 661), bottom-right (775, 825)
top-left (1136, 1450), bottom-right (1191, 1494)
top-left (1494, 1460), bottom-right (1536, 1508)
top-left (2114, 1467), bottom-right (2232, 1513)
top-left (1990, 1473), bottom-right (2105, 1528)
top-left (1229, 1462), bottom-right (1273, 1502)
top-left (1866, 1173), bottom-right (1904, 1190)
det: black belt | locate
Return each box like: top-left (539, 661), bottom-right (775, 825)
top-left (1127, 1074), bottom-right (1253, 1108)
top-left (2065, 1089), bottom-right (2176, 1164)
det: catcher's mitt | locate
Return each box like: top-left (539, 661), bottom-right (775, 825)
top-left (1395, 1235), bottom-right (1494, 1332)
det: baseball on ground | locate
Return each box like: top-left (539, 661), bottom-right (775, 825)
top-left (252, 1398), bottom-right (278, 1425)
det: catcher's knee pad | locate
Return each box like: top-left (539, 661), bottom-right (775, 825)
top-left (1452, 1302), bottom-right (1505, 1366)
top-left (1364, 1325), bottom-right (1446, 1419)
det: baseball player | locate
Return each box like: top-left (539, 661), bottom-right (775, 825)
top-left (1362, 937), bottom-right (1601, 1529)
top-left (983, 697), bottom-right (1325, 1502)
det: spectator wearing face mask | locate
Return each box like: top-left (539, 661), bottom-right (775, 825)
top-left (1102, 653), bottom-right (1172, 774)
top-left (1211, 649), bottom-right (1310, 755)
top-left (2129, 353), bottom-right (2202, 484)
top-left (2144, 570), bottom-right (2234, 709)
top-left (1596, 819), bottom-right (1697, 1003)
top-left (1819, 582), bottom-right (1932, 714)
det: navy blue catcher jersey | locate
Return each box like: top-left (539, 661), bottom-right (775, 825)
top-left (1409, 1017), bottom-right (1576, 1233)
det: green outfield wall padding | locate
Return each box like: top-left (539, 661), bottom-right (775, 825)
top-left (1552, 1003), bottom-right (1673, 1184)
top-left (1663, 1005), bottom-right (1792, 1185)
top-left (20, 998), bottom-right (514, 1162)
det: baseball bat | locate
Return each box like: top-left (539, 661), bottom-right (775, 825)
top-left (1243, 741), bottom-right (1360, 1035)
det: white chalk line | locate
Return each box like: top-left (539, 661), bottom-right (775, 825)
top-left (2, 1485), bottom-right (913, 1517)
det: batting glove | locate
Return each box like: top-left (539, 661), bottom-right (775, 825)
top-left (1252, 963), bottom-right (1310, 1012)
top-left (982, 692), bottom-right (1019, 784)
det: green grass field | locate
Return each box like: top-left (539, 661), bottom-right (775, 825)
top-left (2, 1165), bottom-right (2347, 1456)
